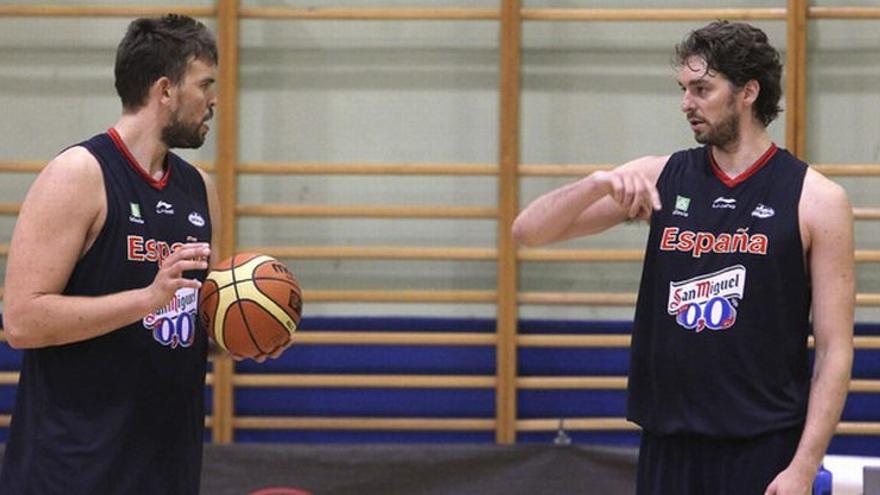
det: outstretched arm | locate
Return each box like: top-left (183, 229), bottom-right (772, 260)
top-left (765, 170), bottom-right (855, 495)
top-left (512, 155), bottom-right (668, 247)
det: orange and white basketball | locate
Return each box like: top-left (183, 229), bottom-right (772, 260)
top-left (199, 253), bottom-right (302, 360)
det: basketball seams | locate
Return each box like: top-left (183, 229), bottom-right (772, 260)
top-left (203, 255), bottom-right (296, 299)
top-left (201, 253), bottom-right (301, 359)
top-left (236, 300), bottom-right (291, 355)
top-left (237, 279), bottom-right (298, 334)
top-left (253, 278), bottom-right (302, 321)
top-left (228, 254), bottom-right (271, 356)
top-left (212, 285), bottom-right (239, 350)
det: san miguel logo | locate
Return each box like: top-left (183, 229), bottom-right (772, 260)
top-left (668, 265), bottom-right (746, 333)
top-left (143, 287), bottom-right (198, 348)
top-left (659, 227), bottom-right (768, 258)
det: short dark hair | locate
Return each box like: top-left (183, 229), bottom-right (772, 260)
top-left (114, 14), bottom-right (218, 111)
top-left (674, 21), bottom-right (783, 127)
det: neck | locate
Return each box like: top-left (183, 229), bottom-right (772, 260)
top-left (711, 125), bottom-right (773, 178)
top-left (112, 112), bottom-right (169, 179)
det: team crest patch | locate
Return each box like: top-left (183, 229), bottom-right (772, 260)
top-left (667, 265), bottom-right (746, 333)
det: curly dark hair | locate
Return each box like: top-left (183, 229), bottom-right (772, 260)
top-left (114, 14), bottom-right (218, 111)
top-left (674, 21), bottom-right (783, 127)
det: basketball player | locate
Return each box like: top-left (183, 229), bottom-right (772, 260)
top-left (513, 21), bottom-right (853, 495)
top-left (1, 15), bottom-right (221, 494)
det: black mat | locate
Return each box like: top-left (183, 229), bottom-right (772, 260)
top-left (201, 443), bottom-right (638, 495)
top-left (0, 443), bottom-right (637, 494)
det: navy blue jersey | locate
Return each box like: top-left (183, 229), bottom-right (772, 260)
top-left (0, 129), bottom-right (212, 494)
top-left (627, 144), bottom-right (811, 438)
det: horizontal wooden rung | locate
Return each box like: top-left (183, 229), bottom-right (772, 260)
top-left (234, 416), bottom-right (495, 431)
top-left (855, 209), bottom-right (880, 221)
top-left (238, 162), bottom-right (497, 175)
top-left (249, 246), bottom-right (497, 260)
top-left (808, 7), bottom-right (880, 19)
top-left (0, 5), bottom-right (214, 18)
top-left (813, 164), bottom-right (880, 176)
top-left (835, 422), bottom-right (880, 435)
top-left (517, 334), bottom-right (631, 347)
top-left (239, 7), bottom-right (500, 21)
top-left (850, 379), bottom-right (880, 393)
top-left (293, 331), bottom-right (496, 346)
top-left (516, 418), bottom-right (880, 435)
top-left (233, 374), bottom-right (495, 389)
top-left (0, 372), bottom-right (17, 385)
top-left (516, 417), bottom-right (638, 431)
top-left (237, 204), bottom-right (497, 219)
top-left (516, 376), bottom-right (627, 390)
top-left (520, 8), bottom-right (786, 22)
top-left (0, 204), bottom-right (19, 216)
top-left (305, 289), bottom-right (496, 303)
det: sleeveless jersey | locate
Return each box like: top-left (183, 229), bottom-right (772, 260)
top-left (0, 130), bottom-right (212, 494)
top-left (626, 144), bottom-right (811, 438)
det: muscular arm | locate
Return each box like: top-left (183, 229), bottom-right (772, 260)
top-left (3, 148), bottom-right (210, 349)
top-left (766, 170), bottom-right (855, 494)
top-left (512, 155), bottom-right (668, 246)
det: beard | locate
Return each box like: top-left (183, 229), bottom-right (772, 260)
top-left (162, 111), bottom-right (208, 149)
top-left (694, 111), bottom-right (739, 148)
top-left (692, 96), bottom-right (740, 149)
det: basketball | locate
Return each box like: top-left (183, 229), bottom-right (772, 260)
top-left (199, 253), bottom-right (303, 360)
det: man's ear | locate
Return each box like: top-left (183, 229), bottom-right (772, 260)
top-left (152, 76), bottom-right (175, 106)
top-left (742, 79), bottom-right (760, 107)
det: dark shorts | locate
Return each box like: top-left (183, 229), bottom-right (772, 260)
top-left (636, 425), bottom-right (802, 495)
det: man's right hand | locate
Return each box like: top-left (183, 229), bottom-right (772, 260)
top-left (147, 242), bottom-right (211, 309)
top-left (593, 167), bottom-right (662, 221)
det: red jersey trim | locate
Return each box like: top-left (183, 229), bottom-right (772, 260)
top-left (709, 143), bottom-right (778, 188)
top-left (107, 127), bottom-right (171, 191)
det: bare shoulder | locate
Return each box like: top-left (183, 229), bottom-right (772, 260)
top-left (34, 146), bottom-right (103, 190)
top-left (800, 168), bottom-right (853, 250)
top-left (801, 167), bottom-right (851, 218)
top-left (49, 145), bottom-right (100, 172)
top-left (15, 146), bottom-right (105, 248)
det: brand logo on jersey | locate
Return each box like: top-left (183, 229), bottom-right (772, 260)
top-left (127, 235), bottom-right (184, 265)
top-left (156, 200), bottom-right (174, 215)
top-left (668, 265), bottom-right (746, 332)
top-left (673, 195), bottom-right (691, 217)
top-left (712, 196), bottom-right (737, 209)
top-left (129, 202), bottom-right (144, 224)
top-left (188, 211), bottom-right (205, 227)
top-left (751, 203), bottom-right (775, 219)
top-left (143, 287), bottom-right (198, 348)
top-left (659, 227), bottom-right (768, 258)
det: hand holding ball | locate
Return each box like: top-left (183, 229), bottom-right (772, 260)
top-left (199, 253), bottom-right (302, 360)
